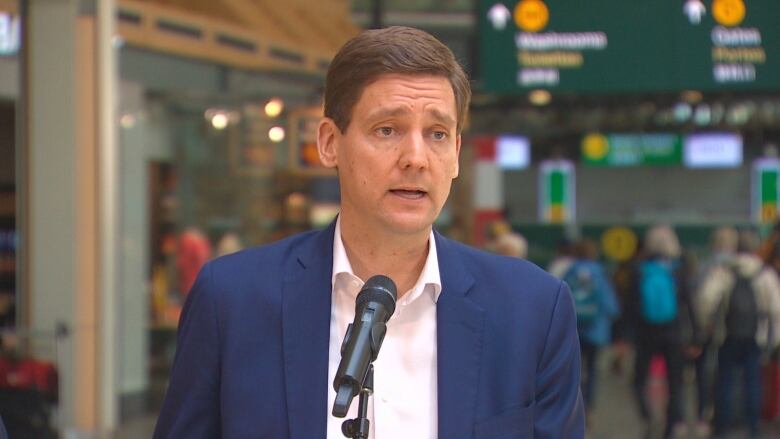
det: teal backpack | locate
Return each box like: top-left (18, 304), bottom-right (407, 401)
top-left (639, 260), bottom-right (678, 324)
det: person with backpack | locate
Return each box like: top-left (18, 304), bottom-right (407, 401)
top-left (696, 229), bottom-right (780, 438)
top-left (690, 226), bottom-right (739, 435)
top-left (628, 225), bottom-right (692, 439)
top-left (757, 221), bottom-right (780, 423)
top-left (563, 238), bottom-right (619, 424)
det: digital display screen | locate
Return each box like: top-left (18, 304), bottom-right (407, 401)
top-left (0, 14), bottom-right (20, 56)
top-left (496, 135), bottom-right (530, 169)
top-left (684, 133), bottom-right (743, 168)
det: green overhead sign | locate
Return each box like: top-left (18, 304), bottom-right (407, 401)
top-left (539, 160), bottom-right (575, 223)
top-left (753, 159), bottom-right (780, 223)
top-left (582, 133), bottom-right (683, 167)
top-left (479, 0), bottom-right (780, 93)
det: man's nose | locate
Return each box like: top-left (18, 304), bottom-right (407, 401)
top-left (398, 131), bottom-right (428, 170)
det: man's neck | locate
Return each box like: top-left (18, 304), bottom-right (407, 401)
top-left (339, 216), bottom-right (431, 297)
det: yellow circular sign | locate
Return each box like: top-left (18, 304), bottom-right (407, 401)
top-left (601, 227), bottom-right (638, 262)
top-left (582, 133), bottom-right (609, 161)
top-left (514, 0), bottom-right (549, 33)
top-left (712, 0), bottom-right (746, 27)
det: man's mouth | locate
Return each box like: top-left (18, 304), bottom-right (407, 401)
top-left (390, 189), bottom-right (427, 200)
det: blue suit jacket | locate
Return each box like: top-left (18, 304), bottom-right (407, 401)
top-left (154, 222), bottom-right (584, 438)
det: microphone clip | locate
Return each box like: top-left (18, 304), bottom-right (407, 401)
top-left (340, 364), bottom-right (374, 439)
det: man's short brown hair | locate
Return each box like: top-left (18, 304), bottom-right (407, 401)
top-left (324, 26), bottom-right (470, 133)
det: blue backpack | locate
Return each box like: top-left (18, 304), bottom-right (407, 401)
top-left (564, 262), bottom-right (600, 327)
top-left (639, 260), bottom-right (678, 324)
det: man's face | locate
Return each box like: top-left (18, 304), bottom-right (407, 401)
top-left (318, 74), bottom-right (461, 236)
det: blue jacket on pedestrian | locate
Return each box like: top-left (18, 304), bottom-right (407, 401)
top-left (564, 260), bottom-right (620, 346)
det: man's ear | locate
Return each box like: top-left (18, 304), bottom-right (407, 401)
top-left (317, 118), bottom-right (339, 169)
top-left (452, 134), bottom-right (461, 178)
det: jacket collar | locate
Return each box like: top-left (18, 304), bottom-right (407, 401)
top-left (282, 221), bottom-right (335, 439)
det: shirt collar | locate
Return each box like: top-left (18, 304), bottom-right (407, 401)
top-left (332, 215), bottom-right (442, 303)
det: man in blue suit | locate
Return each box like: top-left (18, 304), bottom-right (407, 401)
top-left (154, 26), bottom-right (584, 438)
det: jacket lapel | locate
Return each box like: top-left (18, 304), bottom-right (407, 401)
top-left (435, 232), bottom-right (485, 439)
top-left (282, 222), bottom-right (335, 439)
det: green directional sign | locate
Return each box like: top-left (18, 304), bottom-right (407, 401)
top-left (539, 160), bottom-right (575, 223)
top-left (753, 159), bottom-right (780, 223)
top-left (479, 0), bottom-right (780, 93)
top-left (582, 133), bottom-right (683, 167)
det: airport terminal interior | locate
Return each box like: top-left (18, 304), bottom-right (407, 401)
top-left (1, 0), bottom-right (780, 437)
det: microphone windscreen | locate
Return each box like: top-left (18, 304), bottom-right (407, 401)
top-left (357, 275), bottom-right (398, 315)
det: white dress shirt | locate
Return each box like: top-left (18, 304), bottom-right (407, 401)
top-left (326, 217), bottom-right (441, 439)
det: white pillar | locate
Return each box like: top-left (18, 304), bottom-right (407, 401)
top-left (26, 0), bottom-right (79, 432)
top-left (25, 0), bottom-right (118, 435)
top-left (97, 0), bottom-right (119, 431)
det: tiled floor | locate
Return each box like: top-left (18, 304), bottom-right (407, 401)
top-left (113, 416), bottom-right (157, 439)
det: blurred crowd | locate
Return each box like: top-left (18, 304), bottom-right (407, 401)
top-left (487, 222), bottom-right (780, 439)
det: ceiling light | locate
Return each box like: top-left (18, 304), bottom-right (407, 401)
top-left (681, 90), bottom-right (703, 104)
top-left (269, 126), bottom-right (286, 142)
top-left (528, 89), bottom-right (551, 106)
top-left (693, 104), bottom-right (711, 126)
top-left (211, 113), bottom-right (229, 130)
top-left (265, 98), bottom-right (284, 118)
top-left (673, 103), bottom-right (692, 123)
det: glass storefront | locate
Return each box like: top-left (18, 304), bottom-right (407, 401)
top-left (117, 45), bottom-right (345, 418)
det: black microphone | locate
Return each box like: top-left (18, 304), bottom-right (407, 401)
top-left (332, 275), bottom-right (397, 418)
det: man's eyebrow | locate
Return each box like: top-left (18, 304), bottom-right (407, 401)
top-left (365, 107), bottom-right (457, 127)
top-left (428, 109), bottom-right (456, 127)
top-left (365, 107), bottom-right (408, 122)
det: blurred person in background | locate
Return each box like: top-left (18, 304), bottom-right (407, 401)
top-left (690, 226), bottom-right (739, 434)
top-left (609, 238), bottom-right (645, 376)
top-left (696, 229), bottom-right (780, 438)
top-left (548, 238), bottom-right (575, 278)
top-left (492, 232), bottom-right (528, 259)
top-left (699, 227), bottom-right (739, 280)
top-left (758, 220), bottom-right (780, 275)
top-left (757, 222), bottom-right (780, 423)
top-left (628, 225), bottom-right (691, 439)
top-left (175, 226), bottom-right (212, 297)
top-left (562, 238), bottom-right (619, 425)
top-left (216, 231), bottom-right (244, 257)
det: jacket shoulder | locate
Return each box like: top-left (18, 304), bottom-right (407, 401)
top-left (442, 237), bottom-right (563, 301)
top-left (209, 229), bottom-right (319, 273)
top-left (198, 229), bottom-right (325, 302)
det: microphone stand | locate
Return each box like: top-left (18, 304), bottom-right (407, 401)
top-left (341, 364), bottom-right (374, 439)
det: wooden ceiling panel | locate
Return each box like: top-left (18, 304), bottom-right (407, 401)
top-left (118, 0), bottom-right (359, 75)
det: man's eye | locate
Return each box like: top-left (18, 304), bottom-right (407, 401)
top-left (432, 131), bottom-right (447, 140)
top-left (377, 127), bottom-right (394, 136)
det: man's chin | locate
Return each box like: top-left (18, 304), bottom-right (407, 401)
top-left (381, 215), bottom-right (436, 237)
